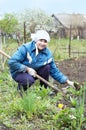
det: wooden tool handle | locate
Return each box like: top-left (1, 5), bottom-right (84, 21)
top-left (0, 50), bottom-right (58, 92)
top-left (0, 50), bottom-right (11, 58)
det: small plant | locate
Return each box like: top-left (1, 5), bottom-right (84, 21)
top-left (38, 86), bottom-right (50, 98)
top-left (75, 85), bottom-right (86, 130)
top-left (74, 81), bottom-right (81, 90)
top-left (20, 91), bottom-right (37, 118)
top-left (35, 85), bottom-right (50, 98)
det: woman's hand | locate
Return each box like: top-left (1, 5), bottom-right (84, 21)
top-left (66, 80), bottom-right (74, 88)
top-left (26, 67), bottom-right (36, 77)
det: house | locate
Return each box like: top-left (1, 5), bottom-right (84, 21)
top-left (51, 13), bottom-right (86, 39)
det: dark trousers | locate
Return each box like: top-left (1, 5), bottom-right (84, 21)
top-left (13, 65), bottom-right (50, 91)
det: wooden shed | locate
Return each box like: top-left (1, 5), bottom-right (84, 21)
top-left (52, 13), bottom-right (86, 39)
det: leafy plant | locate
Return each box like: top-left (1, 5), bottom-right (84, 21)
top-left (36, 85), bottom-right (50, 98)
top-left (20, 91), bottom-right (37, 118)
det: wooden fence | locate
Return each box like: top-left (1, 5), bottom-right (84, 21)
top-left (59, 47), bottom-right (86, 58)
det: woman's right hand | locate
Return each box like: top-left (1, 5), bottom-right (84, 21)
top-left (26, 67), bottom-right (36, 77)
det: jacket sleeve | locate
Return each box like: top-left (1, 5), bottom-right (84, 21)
top-left (8, 45), bottom-right (27, 73)
top-left (50, 59), bottom-right (68, 84)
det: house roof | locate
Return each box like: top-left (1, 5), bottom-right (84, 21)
top-left (52, 13), bottom-right (86, 28)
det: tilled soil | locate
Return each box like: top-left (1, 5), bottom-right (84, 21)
top-left (56, 57), bottom-right (86, 84)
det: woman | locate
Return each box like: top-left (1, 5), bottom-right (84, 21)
top-left (8, 30), bottom-right (74, 91)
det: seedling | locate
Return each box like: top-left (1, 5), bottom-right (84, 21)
top-left (74, 82), bottom-right (81, 90)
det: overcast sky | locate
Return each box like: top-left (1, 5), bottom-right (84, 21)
top-left (0, 0), bottom-right (86, 16)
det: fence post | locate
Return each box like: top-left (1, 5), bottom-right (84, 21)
top-left (24, 21), bottom-right (26, 43)
top-left (68, 25), bottom-right (71, 57)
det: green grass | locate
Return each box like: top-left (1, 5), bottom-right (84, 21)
top-left (0, 67), bottom-right (86, 129)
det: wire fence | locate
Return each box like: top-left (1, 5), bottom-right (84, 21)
top-left (59, 47), bottom-right (86, 58)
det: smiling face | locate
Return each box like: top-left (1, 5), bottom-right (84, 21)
top-left (36, 39), bottom-right (48, 50)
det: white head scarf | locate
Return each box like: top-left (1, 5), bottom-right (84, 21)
top-left (31, 30), bottom-right (50, 42)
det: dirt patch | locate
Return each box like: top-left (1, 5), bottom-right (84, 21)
top-left (56, 57), bottom-right (86, 84)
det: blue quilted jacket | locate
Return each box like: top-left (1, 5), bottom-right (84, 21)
top-left (8, 41), bottom-right (68, 84)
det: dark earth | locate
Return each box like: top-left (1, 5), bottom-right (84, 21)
top-left (55, 56), bottom-right (86, 84)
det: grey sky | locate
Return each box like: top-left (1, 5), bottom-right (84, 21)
top-left (0, 0), bottom-right (86, 15)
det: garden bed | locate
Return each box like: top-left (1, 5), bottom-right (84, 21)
top-left (57, 57), bottom-right (86, 83)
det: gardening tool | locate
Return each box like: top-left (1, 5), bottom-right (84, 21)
top-left (0, 50), bottom-right (80, 95)
top-left (0, 50), bottom-right (11, 59)
top-left (0, 50), bottom-right (73, 104)
top-left (0, 50), bottom-right (59, 92)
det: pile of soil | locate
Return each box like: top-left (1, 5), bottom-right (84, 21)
top-left (56, 57), bottom-right (86, 84)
